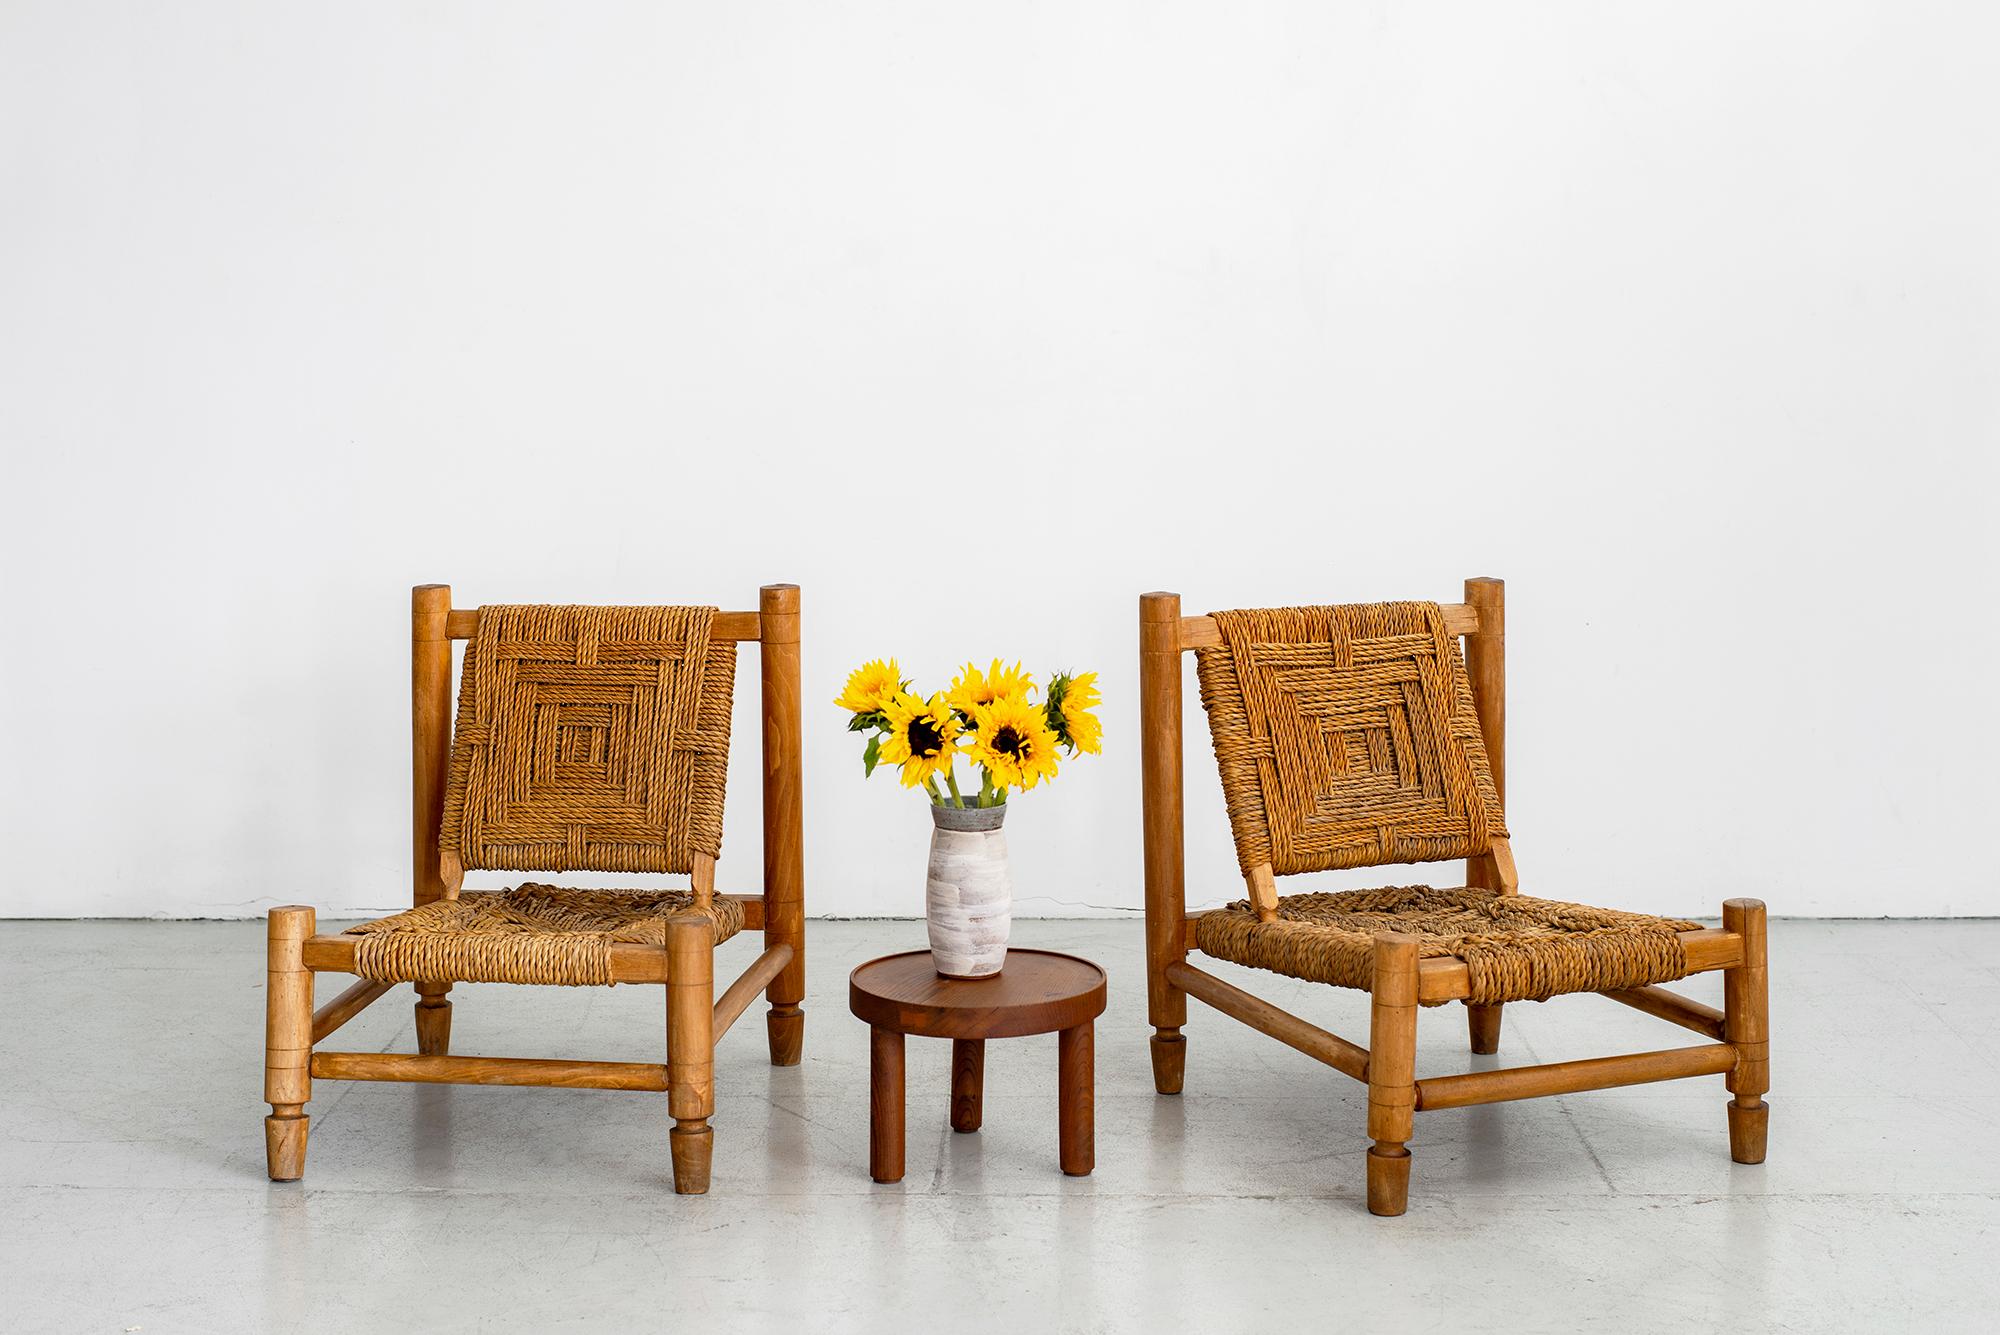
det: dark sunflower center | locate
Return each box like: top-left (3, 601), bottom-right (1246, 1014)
top-left (906, 718), bottom-right (943, 755)
top-left (993, 725), bottom-right (1024, 756)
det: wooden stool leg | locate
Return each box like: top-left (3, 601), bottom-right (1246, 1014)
top-left (1723, 898), bottom-right (1770, 1165)
top-left (951, 1038), bottom-right (984, 1133)
top-left (264, 906), bottom-right (315, 1181)
top-left (415, 982), bottom-right (452, 1056)
top-left (667, 916), bottom-right (715, 1194)
top-left (1466, 1002), bottom-right (1502, 1055)
top-left (1367, 932), bottom-right (1419, 1216)
top-left (1058, 1022), bottom-right (1095, 1176)
top-left (870, 1026), bottom-right (905, 1183)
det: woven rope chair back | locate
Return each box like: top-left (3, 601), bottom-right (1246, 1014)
top-left (1194, 601), bottom-right (1507, 878)
top-left (438, 605), bottom-right (737, 876)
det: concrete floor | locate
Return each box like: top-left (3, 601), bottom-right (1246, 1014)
top-left (3, 918), bottom-right (1996, 1332)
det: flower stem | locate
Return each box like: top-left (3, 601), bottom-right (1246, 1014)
top-left (924, 776), bottom-right (945, 805)
top-left (944, 766), bottom-right (966, 809)
top-left (978, 771), bottom-right (996, 808)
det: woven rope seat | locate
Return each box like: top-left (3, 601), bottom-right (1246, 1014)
top-left (345, 885), bottom-right (745, 987)
top-left (1195, 885), bottom-right (1703, 1006)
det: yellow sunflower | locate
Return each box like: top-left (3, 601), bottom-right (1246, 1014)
top-left (969, 695), bottom-right (1061, 791)
top-left (835, 658), bottom-right (902, 716)
top-left (1046, 671), bottom-right (1102, 755)
top-left (949, 659), bottom-right (1034, 720)
top-left (878, 691), bottom-right (960, 788)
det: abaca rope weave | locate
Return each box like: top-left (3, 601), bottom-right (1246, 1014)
top-left (1195, 603), bottom-right (1506, 876)
top-left (440, 605), bottom-right (735, 875)
top-left (1191, 601), bottom-right (1700, 1005)
top-left (1194, 887), bottom-right (1701, 1005)
top-left (343, 604), bottom-right (742, 988)
top-left (348, 885), bottom-right (744, 987)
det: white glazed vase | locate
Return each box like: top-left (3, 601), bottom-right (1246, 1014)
top-left (925, 802), bottom-right (1012, 978)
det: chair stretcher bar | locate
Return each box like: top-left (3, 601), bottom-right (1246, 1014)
top-left (1415, 1043), bottom-right (1737, 1111)
top-left (1166, 960), bottom-right (1369, 1080)
top-left (311, 979), bottom-right (396, 1042)
top-left (311, 1051), bottom-right (669, 1091)
top-left (1600, 985), bottom-right (1726, 1040)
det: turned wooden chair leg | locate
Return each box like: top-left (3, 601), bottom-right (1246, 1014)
top-left (759, 582), bottom-right (806, 1068)
top-left (1140, 591), bottom-right (1189, 1095)
top-left (415, 982), bottom-right (452, 1055)
top-left (1723, 898), bottom-right (1770, 1164)
top-left (1367, 932), bottom-right (1419, 1216)
top-left (1467, 1002), bottom-right (1503, 1054)
top-left (667, 916), bottom-right (716, 1194)
top-left (264, 905), bottom-right (315, 1181)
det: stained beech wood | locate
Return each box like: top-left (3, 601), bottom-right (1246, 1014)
top-left (443, 608), bottom-right (763, 641)
top-left (691, 851), bottom-right (717, 913)
top-left (1177, 603), bottom-right (1479, 650)
top-left (1723, 898), bottom-right (1771, 1164)
top-left (850, 951), bottom-right (1107, 1180)
top-left (870, 1027), bottom-right (906, 1183)
top-left (667, 914), bottom-right (715, 1194)
top-left (1167, 961), bottom-right (1367, 1081)
top-left (311, 1052), bottom-right (670, 1091)
top-left (1415, 1043), bottom-right (1737, 1111)
top-left (1462, 578), bottom-right (1507, 1055)
top-left (1058, 1024), bottom-right (1095, 1176)
top-left (414, 984), bottom-right (452, 1055)
top-left (412, 586), bottom-right (456, 1055)
top-left (847, 951), bottom-right (1107, 1041)
top-left (1602, 985), bottom-right (1727, 1040)
top-left (759, 584), bottom-right (807, 1067)
top-left (1367, 932), bottom-right (1420, 1216)
top-left (1140, 592), bottom-right (1190, 1094)
top-left (412, 585), bottom-right (453, 909)
top-left (264, 905), bottom-right (315, 1181)
top-left (951, 1039), bottom-right (984, 1132)
top-left (1466, 1004), bottom-right (1504, 1056)
top-left (712, 945), bottom-right (794, 1040)
top-left (311, 978), bottom-right (395, 1043)
top-left (1245, 863), bottom-right (1279, 923)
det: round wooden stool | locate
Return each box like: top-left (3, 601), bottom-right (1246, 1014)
top-left (847, 949), bottom-right (1108, 1181)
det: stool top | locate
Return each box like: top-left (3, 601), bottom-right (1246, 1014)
top-left (848, 950), bottom-right (1107, 1040)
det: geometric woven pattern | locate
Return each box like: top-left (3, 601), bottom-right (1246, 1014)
top-left (1195, 886), bottom-right (1702, 1005)
top-left (344, 885), bottom-right (747, 987)
top-left (438, 606), bottom-right (737, 876)
top-left (1195, 602), bottom-right (1507, 877)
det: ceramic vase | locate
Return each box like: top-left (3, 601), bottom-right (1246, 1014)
top-left (925, 802), bottom-right (1011, 978)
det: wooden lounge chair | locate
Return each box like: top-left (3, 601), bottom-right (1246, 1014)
top-left (263, 584), bottom-right (805, 1194)
top-left (1139, 580), bottom-right (1768, 1215)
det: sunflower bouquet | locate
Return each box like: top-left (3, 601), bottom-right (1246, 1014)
top-left (834, 658), bottom-right (1101, 806)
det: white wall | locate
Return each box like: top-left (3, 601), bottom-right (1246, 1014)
top-left (4, 3), bottom-right (1995, 920)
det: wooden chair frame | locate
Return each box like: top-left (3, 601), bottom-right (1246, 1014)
top-left (264, 583), bottom-right (806, 1194)
top-left (1140, 579), bottom-right (1769, 1215)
